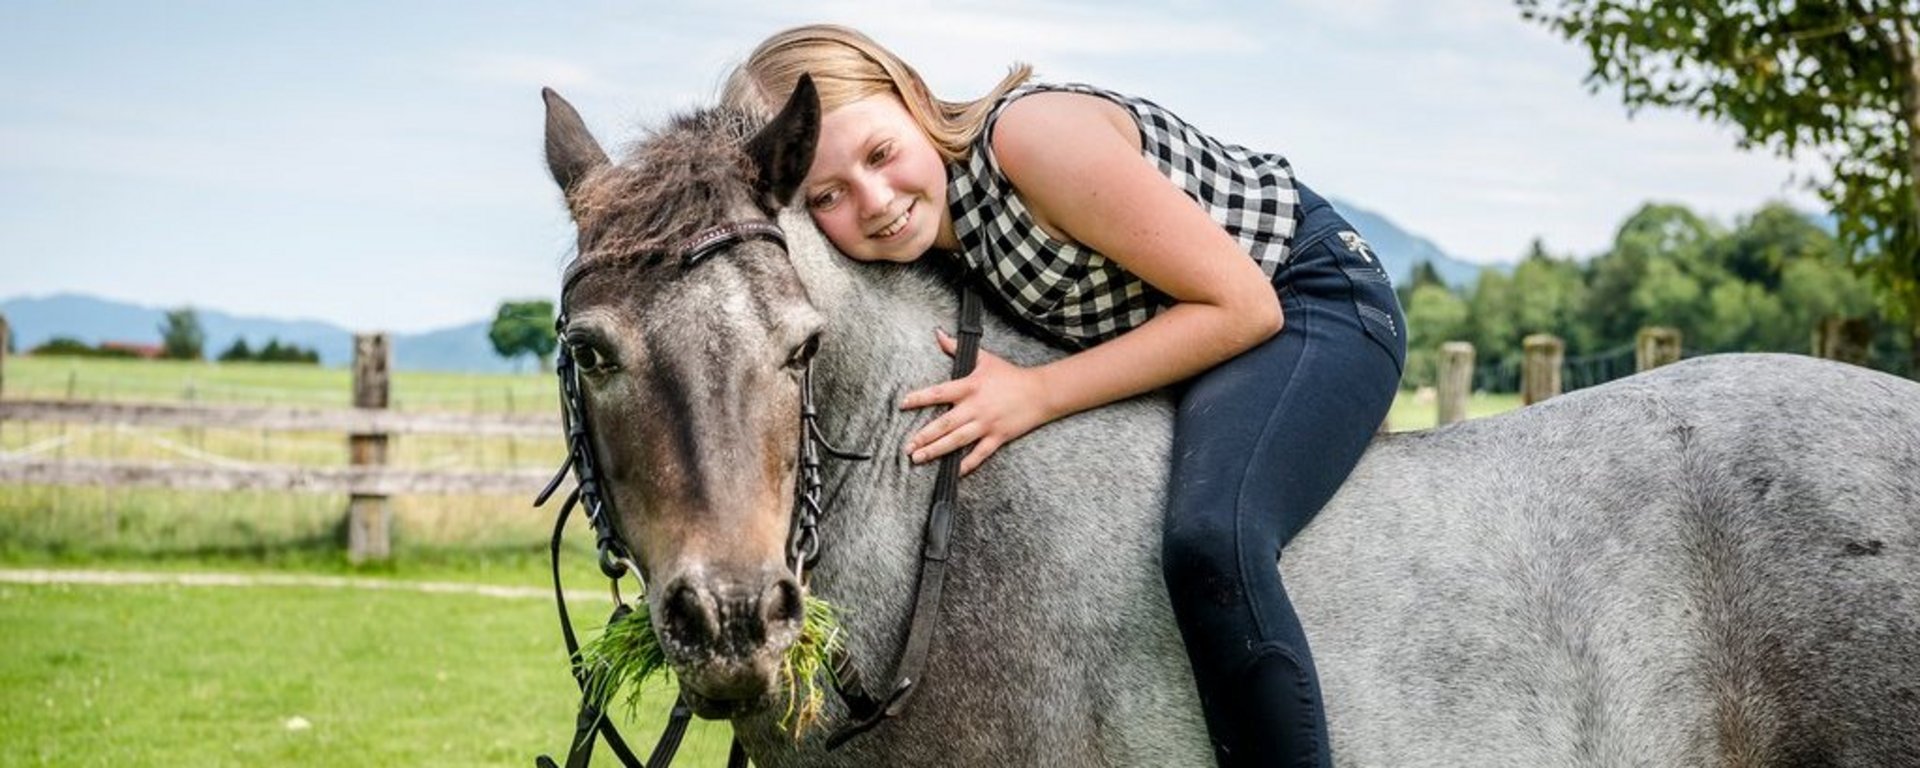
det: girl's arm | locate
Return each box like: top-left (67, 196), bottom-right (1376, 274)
top-left (905, 91), bottom-right (1284, 474)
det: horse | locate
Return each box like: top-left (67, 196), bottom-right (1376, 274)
top-left (539, 82), bottom-right (1920, 766)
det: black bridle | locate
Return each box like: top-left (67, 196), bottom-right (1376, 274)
top-left (534, 219), bottom-right (982, 768)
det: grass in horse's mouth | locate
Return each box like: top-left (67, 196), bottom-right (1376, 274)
top-left (578, 594), bottom-right (844, 738)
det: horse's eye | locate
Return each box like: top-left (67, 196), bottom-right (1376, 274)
top-left (570, 341), bottom-right (610, 373)
top-left (786, 333), bottom-right (821, 371)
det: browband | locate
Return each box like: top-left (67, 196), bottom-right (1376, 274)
top-left (560, 220), bottom-right (786, 296)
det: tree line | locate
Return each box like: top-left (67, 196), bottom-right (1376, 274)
top-left (1398, 201), bottom-right (1901, 389)
top-left (23, 308), bottom-right (319, 364)
top-left (215, 337), bottom-right (321, 364)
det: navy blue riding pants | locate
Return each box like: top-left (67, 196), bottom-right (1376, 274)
top-left (1163, 183), bottom-right (1406, 768)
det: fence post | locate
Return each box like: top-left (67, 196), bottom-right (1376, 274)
top-left (347, 333), bottom-right (392, 563)
top-left (1635, 327), bottom-right (1682, 372)
top-left (1437, 341), bottom-right (1475, 426)
top-left (1813, 317), bottom-right (1872, 366)
top-left (1521, 334), bottom-right (1564, 405)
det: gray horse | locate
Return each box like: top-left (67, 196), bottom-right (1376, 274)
top-left (541, 84), bottom-right (1920, 767)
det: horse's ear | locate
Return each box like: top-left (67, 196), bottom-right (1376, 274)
top-left (745, 74), bottom-right (820, 210)
top-left (542, 87), bottom-right (610, 201)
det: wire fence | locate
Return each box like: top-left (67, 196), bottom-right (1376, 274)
top-left (1561, 343), bottom-right (1640, 393)
top-left (1469, 342), bottom-right (1696, 395)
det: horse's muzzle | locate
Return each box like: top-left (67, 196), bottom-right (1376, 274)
top-left (654, 571), bottom-right (805, 715)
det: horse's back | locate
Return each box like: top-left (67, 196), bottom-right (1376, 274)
top-left (1298, 353), bottom-right (1920, 766)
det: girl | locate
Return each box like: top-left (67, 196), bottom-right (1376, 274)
top-left (724, 24), bottom-right (1405, 767)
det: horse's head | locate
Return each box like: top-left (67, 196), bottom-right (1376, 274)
top-left (541, 80), bottom-right (826, 718)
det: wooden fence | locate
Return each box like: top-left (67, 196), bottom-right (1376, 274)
top-left (1431, 319), bottom-right (1874, 427)
top-left (0, 330), bottom-right (560, 562)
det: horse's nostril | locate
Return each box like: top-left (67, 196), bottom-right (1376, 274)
top-left (763, 577), bottom-right (804, 628)
top-left (662, 579), bottom-right (719, 646)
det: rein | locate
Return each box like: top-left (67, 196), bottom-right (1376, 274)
top-left (533, 219), bottom-right (983, 767)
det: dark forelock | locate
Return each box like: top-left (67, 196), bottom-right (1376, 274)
top-left (567, 107), bottom-right (765, 272)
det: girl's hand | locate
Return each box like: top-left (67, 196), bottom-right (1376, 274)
top-left (901, 329), bottom-right (1053, 476)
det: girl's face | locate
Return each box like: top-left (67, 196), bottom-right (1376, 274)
top-left (801, 94), bottom-right (952, 263)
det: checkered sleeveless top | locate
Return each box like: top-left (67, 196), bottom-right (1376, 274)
top-left (945, 82), bottom-right (1302, 349)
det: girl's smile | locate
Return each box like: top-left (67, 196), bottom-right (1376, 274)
top-left (872, 199), bottom-right (916, 240)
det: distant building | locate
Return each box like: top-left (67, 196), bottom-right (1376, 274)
top-left (97, 341), bottom-right (164, 359)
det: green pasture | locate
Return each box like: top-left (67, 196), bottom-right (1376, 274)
top-left (0, 581), bottom-right (737, 767)
top-left (1384, 388), bottom-right (1522, 432)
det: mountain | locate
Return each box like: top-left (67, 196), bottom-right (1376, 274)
top-left (0, 293), bottom-right (521, 374)
top-left (3, 205), bottom-right (1495, 372)
top-left (1329, 198), bottom-right (1493, 287)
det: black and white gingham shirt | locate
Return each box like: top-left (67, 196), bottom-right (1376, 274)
top-left (945, 82), bottom-right (1301, 349)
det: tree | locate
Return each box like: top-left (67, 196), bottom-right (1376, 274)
top-left (1468, 267), bottom-right (1521, 369)
top-left (31, 337), bottom-right (96, 356)
top-left (1511, 241), bottom-right (1595, 352)
top-left (1403, 283), bottom-right (1472, 387)
top-left (1584, 204), bottom-right (1722, 348)
top-left (158, 307), bottom-right (204, 361)
top-left (1518, 0), bottom-right (1920, 374)
top-left (217, 338), bottom-right (253, 362)
top-left (1397, 259), bottom-right (1450, 310)
top-left (489, 299), bottom-right (558, 371)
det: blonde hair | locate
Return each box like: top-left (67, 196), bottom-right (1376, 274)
top-left (722, 24), bottom-right (1032, 163)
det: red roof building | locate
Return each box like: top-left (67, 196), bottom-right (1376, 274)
top-left (97, 341), bottom-right (166, 359)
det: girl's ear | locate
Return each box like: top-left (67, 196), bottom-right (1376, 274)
top-left (745, 74), bottom-right (821, 211)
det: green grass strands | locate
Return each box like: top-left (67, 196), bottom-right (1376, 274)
top-left (779, 595), bottom-right (844, 737)
top-left (577, 602), bottom-right (670, 716)
top-left (574, 593), bottom-right (845, 738)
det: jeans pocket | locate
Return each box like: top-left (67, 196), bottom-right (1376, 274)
top-left (1325, 231), bottom-right (1406, 373)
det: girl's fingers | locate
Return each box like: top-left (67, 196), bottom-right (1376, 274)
top-left (901, 381), bottom-right (966, 410)
top-left (910, 420), bottom-right (984, 464)
top-left (959, 437), bottom-right (1001, 477)
top-left (908, 408), bottom-right (965, 451)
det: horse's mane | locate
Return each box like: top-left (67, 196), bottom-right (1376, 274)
top-left (568, 107), bottom-right (764, 272)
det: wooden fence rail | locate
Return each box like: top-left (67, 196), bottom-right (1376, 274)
top-left (0, 458), bottom-right (551, 496)
top-left (0, 399), bottom-right (558, 436)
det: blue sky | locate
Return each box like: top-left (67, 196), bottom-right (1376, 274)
top-left (2, 1), bottom-right (1823, 332)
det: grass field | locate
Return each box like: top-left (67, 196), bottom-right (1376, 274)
top-left (0, 580), bottom-right (737, 767)
top-left (0, 355), bottom-right (1523, 765)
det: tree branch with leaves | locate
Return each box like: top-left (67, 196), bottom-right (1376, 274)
top-left (1518, 0), bottom-right (1920, 374)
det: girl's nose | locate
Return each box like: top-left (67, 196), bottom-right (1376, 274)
top-left (851, 176), bottom-right (890, 219)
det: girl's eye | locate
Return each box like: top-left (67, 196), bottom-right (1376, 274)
top-left (867, 142), bottom-right (892, 166)
top-left (807, 188), bottom-right (841, 210)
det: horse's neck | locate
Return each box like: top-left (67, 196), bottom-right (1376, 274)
top-left (782, 211), bottom-right (959, 650)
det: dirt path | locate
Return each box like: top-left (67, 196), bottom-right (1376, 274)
top-left (0, 567), bottom-right (597, 601)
